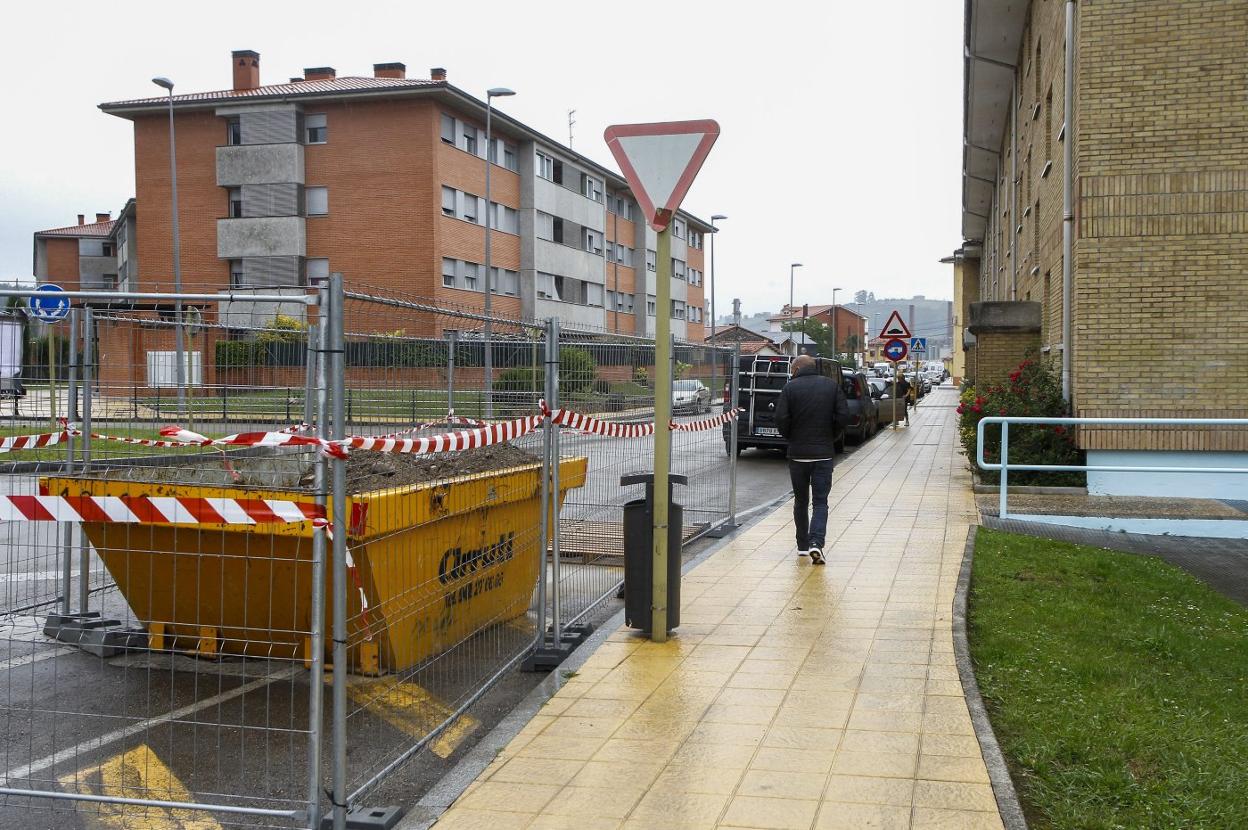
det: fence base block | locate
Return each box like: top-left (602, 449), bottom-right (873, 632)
top-left (705, 519), bottom-right (739, 539)
top-left (42, 612), bottom-right (148, 658)
top-left (521, 623), bottom-right (594, 672)
top-left (319, 804), bottom-right (405, 830)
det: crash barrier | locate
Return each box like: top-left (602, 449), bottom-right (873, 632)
top-left (0, 282), bottom-right (737, 828)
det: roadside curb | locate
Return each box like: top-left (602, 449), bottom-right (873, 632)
top-left (397, 505), bottom-right (776, 829)
top-left (953, 525), bottom-right (1029, 830)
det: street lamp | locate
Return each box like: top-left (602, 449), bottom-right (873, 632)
top-left (482, 86), bottom-right (515, 420)
top-left (709, 214), bottom-right (726, 405)
top-left (152, 76), bottom-right (186, 418)
top-left (830, 286), bottom-right (842, 362)
top-left (789, 263), bottom-right (803, 354)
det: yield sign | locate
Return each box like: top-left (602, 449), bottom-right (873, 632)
top-left (604, 120), bottom-right (720, 232)
top-left (878, 310), bottom-right (911, 340)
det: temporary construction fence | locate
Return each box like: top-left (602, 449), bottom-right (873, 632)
top-left (0, 280), bottom-right (738, 829)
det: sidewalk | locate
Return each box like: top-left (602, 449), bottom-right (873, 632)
top-left (433, 387), bottom-right (998, 829)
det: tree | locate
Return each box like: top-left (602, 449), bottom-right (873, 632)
top-left (781, 319), bottom-right (832, 356)
top-left (854, 290), bottom-right (869, 305)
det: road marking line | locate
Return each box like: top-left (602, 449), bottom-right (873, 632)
top-left (57, 743), bottom-right (222, 830)
top-left (0, 646), bottom-right (76, 672)
top-left (2, 667), bottom-right (295, 783)
top-left (347, 678), bottom-right (479, 759)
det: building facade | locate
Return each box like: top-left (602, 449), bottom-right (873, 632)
top-left (33, 201), bottom-right (137, 292)
top-left (956, 0), bottom-right (1248, 495)
top-left (98, 51), bottom-right (709, 341)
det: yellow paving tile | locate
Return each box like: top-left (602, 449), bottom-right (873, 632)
top-left (916, 753), bottom-right (992, 783)
top-left (457, 781), bottom-right (560, 814)
top-left (489, 757), bottom-right (585, 787)
top-left (823, 774), bottom-right (915, 806)
top-left (652, 763), bottom-right (748, 795)
top-left (749, 747), bottom-right (838, 774)
top-left (720, 794), bottom-right (819, 829)
top-left (814, 801), bottom-right (912, 829)
top-left (628, 790), bottom-right (732, 826)
top-left (830, 750), bottom-right (918, 779)
top-left (913, 779), bottom-right (999, 812)
top-left (737, 769), bottom-right (827, 800)
top-left (431, 808), bottom-right (534, 829)
top-left (911, 806), bottom-right (1005, 829)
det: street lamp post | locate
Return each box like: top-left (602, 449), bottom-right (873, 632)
top-left (709, 214), bottom-right (726, 405)
top-left (482, 86), bottom-right (515, 420)
top-left (830, 286), bottom-right (842, 362)
top-left (152, 77), bottom-right (186, 418)
top-left (789, 263), bottom-right (802, 355)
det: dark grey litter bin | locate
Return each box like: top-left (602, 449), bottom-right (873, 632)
top-left (621, 472), bottom-right (686, 632)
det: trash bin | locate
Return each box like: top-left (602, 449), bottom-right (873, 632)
top-left (620, 472), bottom-right (687, 632)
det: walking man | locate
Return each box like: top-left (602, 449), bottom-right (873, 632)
top-left (775, 355), bottom-right (849, 565)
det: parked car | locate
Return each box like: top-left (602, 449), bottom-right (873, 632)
top-left (724, 354), bottom-right (844, 455)
top-left (841, 369), bottom-right (878, 444)
top-left (868, 377), bottom-right (907, 426)
top-left (672, 379), bottom-right (710, 414)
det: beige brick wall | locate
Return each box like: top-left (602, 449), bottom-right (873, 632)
top-left (1073, 0), bottom-right (1248, 450)
top-left (971, 331), bottom-right (1041, 390)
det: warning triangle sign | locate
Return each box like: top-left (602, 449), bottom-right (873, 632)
top-left (604, 120), bottom-right (720, 232)
top-left (878, 310), bottom-right (911, 340)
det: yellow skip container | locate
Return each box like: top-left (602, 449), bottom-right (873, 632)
top-left (43, 456), bottom-right (588, 674)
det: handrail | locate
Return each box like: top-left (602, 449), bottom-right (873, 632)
top-left (974, 416), bottom-right (1248, 519)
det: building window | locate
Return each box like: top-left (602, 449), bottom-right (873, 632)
top-left (647, 296), bottom-right (657, 317)
top-left (646, 249), bottom-right (657, 272)
top-left (552, 159), bottom-right (564, 185)
top-left (689, 230), bottom-right (703, 249)
top-left (442, 186), bottom-right (457, 217)
top-left (227, 188), bottom-right (243, 218)
top-left (229, 259), bottom-right (244, 286)
top-left (536, 151), bottom-right (554, 180)
top-left (306, 186), bottom-right (329, 216)
top-left (536, 211), bottom-right (555, 241)
top-left (494, 204), bottom-right (519, 234)
top-left (672, 218), bottom-right (685, 239)
top-left (461, 192), bottom-right (479, 224)
top-left (226, 118), bottom-right (242, 146)
top-left (462, 261), bottom-right (479, 291)
top-left (442, 258), bottom-right (457, 288)
top-left (1045, 86), bottom-right (1053, 161)
top-left (672, 258), bottom-right (686, 280)
top-left (537, 271), bottom-right (556, 300)
top-left (581, 173), bottom-right (602, 202)
top-left (305, 113), bottom-right (327, 144)
top-left (441, 113), bottom-right (456, 144)
top-left (688, 267), bottom-right (701, 286)
top-left (586, 283), bottom-right (604, 307)
top-left (101, 242), bottom-right (114, 258)
top-left (503, 144), bottom-right (518, 172)
top-left (583, 228), bottom-right (602, 255)
top-left (614, 243), bottom-right (628, 265)
top-left (490, 267), bottom-right (519, 296)
top-left (553, 217), bottom-right (564, 245)
top-left (671, 300), bottom-right (686, 320)
top-left (307, 258), bottom-right (329, 285)
top-left (462, 124), bottom-right (478, 155)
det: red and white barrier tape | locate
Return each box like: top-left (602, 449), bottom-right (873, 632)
top-left (159, 426), bottom-right (349, 460)
top-left (670, 408), bottom-right (743, 432)
top-left (314, 518), bottom-right (374, 640)
top-left (342, 414), bottom-right (542, 455)
top-left (0, 430), bottom-right (71, 454)
top-left (0, 494), bottom-right (324, 525)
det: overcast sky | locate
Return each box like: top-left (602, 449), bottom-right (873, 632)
top-left (1, 0), bottom-right (962, 319)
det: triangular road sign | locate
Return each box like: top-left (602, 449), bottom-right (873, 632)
top-left (604, 120), bottom-right (720, 232)
top-left (878, 310), bottom-right (912, 340)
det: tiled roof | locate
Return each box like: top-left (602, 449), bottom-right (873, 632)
top-left (101, 76), bottom-right (442, 109)
top-left (770, 304), bottom-right (835, 321)
top-left (739, 341), bottom-right (778, 355)
top-left (35, 220), bottom-right (116, 238)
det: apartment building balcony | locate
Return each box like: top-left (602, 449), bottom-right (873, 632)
top-left (78, 255), bottom-right (117, 288)
top-left (216, 143), bottom-right (304, 187)
top-left (217, 216), bottom-right (306, 259)
top-left (534, 239), bottom-right (605, 284)
top-left (534, 297), bottom-right (606, 330)
top-left (534, 179), bottom-right (605, 231)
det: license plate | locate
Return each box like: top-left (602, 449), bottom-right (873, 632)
top-left (756, 427), bottom-right (780, 437)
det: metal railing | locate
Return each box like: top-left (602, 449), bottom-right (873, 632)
top-left (976, 416), bottom-right (1248, 518)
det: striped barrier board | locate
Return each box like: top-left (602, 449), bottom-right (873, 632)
top-left (0, 495), bottom-right (325, 525)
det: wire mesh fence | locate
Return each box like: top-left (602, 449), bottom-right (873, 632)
top-left (0, 282), bottom-right (738, 828)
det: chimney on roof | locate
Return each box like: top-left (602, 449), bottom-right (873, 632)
top-left (289, 76), bottom-right (304, 83)
top-left (430, 67), bottom-right (447, 81)
top-left (232, 50), bottom-right (260, 91)
top-left (77, 214), bottom-right (85, 226)
top-left (304, 67), bottom-right (336, 81)
top-left (95, 212), bottom-right (110, 224)
top-left (374, 62), bottom-right (406, 79)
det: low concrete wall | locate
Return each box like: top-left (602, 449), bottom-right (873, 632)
top-left (1087, 449), bottom-right (1248, 498)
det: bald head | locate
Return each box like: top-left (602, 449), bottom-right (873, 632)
top-left (792, 355), bottom-right (816, 373)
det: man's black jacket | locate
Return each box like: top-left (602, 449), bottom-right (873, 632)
top-left (775, 364), bottom-right (851, 460)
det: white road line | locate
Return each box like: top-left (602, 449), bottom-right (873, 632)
top-left (0, 647), bottom-right (77, 672)
top-left (1, 667), bottom-right (297, 783)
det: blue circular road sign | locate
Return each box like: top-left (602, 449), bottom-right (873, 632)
top-left (28, 284), bottom-right (69, 323)
top-left (884, 337), bottom-right (908, 363)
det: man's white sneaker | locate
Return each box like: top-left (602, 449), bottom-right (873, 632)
top-left (809, 547), bottom-right (825, 565)
top-left (797, 548), bottom-right (809, 557)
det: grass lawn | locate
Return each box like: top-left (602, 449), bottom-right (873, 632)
top-left (0, 424), bottom-right (229, 463)
top-left (969, 528), bottom-right (1248, 829)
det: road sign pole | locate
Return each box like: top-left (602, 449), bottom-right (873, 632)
top-left (892, 363), bottom-right (898, 431)
top-left (46, 322), bottom-right (57, 430)
top-left (652, 226), bottom-right (673, 643)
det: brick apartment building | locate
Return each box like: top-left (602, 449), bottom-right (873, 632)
top-left (88, 50), bottom-right (709, 337)
top-left (953, 0), bottom-right (1248, 496)
top-left (33, 201), bottom-right (137, 292)
top-left (766, 304), bottom-right (867, 358)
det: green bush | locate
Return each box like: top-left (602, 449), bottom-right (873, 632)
top-left (496, 347), bottom-right (598, 400)
top-left (957, 355), bottom-right (1084, 486)
top-left (591, 377), bottom-right (611, 395)
top-left (215, 339), bottom-right (260, 368)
